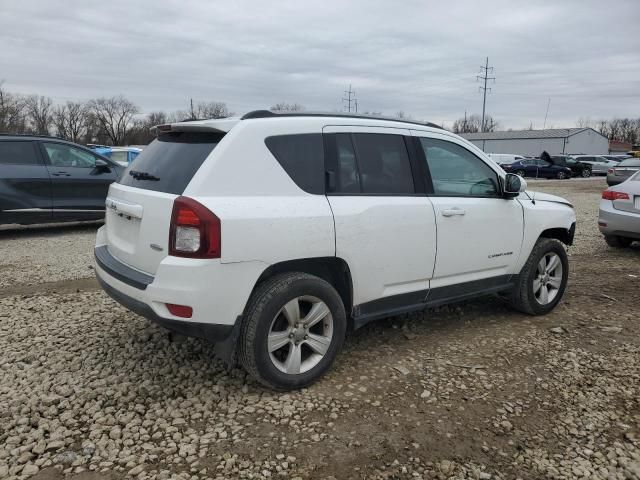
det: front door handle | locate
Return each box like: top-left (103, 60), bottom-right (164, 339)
top-left (51, 171), bottom-right (71, 177)
top-left (441, 207), bottom-right (466, 217)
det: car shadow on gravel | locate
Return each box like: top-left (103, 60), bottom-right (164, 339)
top-left (0, 221), bottom-right (102, 239)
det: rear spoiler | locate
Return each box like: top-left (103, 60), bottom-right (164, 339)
top-left (150, 118), bottom-right (239, 136)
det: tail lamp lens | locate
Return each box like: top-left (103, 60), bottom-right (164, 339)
top-left (602, 190), bottom-right (629, 200)
top-left (169, 196), bottom-right (221, 258)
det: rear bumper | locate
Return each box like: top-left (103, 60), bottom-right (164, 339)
top-left (598, 201), bottom-right (640, 239)
top-left (97, 274), bottom-right (234, 342)
top-left (94, 225), bottom-right (267, 340)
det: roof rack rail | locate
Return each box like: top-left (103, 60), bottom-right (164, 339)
top-left (0, 132), bottom-right (66, 140)
top-left (240, 110), bottom-right (443, 129)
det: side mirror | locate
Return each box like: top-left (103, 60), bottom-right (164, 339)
top-left (95, 158), bottom-right (110, 170)
top-left (504, 173), bottom-right (527, 197)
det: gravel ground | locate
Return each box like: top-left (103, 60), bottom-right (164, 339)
top-left (0, 223), bottom-right (98, 288)
top-left (1, 177), bottom-right (639, 480)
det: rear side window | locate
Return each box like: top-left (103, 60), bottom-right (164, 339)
top-left (0, 141), bottom-right (41, 165)
top-left (119, 131), bottom-right (224, 195)
top-left (265, 134), bottom-right (324, 194)
top-left (329, 133), bottom-right (415, 195)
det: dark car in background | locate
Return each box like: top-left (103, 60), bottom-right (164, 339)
top-left (0, 135), bottom-right (123, 225)
top-left (550, 155), bottom-right (592, 178)
top-left (606, 158), bottom-right (640, 186)
top-left (500, 157), bottom-right (572, 179)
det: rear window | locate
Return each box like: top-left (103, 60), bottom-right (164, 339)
top-left (0, 141), bottom-right (41, 165)
top-left (119, 131), bottom-right (223, 194)
top-left (265, 134), bottom-right (324, 194)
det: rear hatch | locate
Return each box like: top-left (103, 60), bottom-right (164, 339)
top-left (105, 130), bottom-right (225, 275)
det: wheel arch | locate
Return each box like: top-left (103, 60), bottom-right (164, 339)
top-left (539, 223), bottom-right (576, 246)
top-left (250, 256), bottom-right (354, 323)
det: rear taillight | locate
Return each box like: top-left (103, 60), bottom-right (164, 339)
top-left (169, 196), bottom-right (221, 258)
top-left (602, 190), bottom-right (629, 200)
top-left (607, 168), bottom-right (614, 174)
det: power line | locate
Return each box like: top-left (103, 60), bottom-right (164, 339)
top-left (342, 84), bottom-right (357, 113)
top-left (476, 57), bottom-right (495, 132)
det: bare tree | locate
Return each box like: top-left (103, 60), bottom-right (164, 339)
top-left (53, 101), bottom-right (89, 142)
top-left (125, 111), bottom-right (168, 145)
top-left (271, 102), bottom-right (305, 112)
top-left (88, 96), bottom-right (139, 145)
top-left (452, 113), bottom-right (499, 134)
top-left (576, 117), bottom-right (592, 128)
top-left (25, 95), bottom-right (54, 135)
top-left (0, 82), bottom-right (28, 133)
top-left (195, 101), bottom-right (231, 119)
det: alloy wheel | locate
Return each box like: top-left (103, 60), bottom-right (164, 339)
top-left (267, 296), bottom-right (333, 375)
top-left (533, 253), bottom-right (563, 305)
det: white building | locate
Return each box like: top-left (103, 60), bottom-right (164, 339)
top-left (461, 128), bottom-right (608, 156)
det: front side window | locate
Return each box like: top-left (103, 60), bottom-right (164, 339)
top-left (420, 138), bottom-right (499, 197)
top-left (0, 141), bottom-right (41, 165)
top-left (43, 143), bottom-right (97, 168)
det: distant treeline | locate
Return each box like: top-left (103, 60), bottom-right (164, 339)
top-left (1, 83), bottom-right (638, 146)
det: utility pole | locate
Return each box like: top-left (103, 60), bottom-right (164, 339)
top-left (476, 57), bottom-right (495, 132)
top-left (342, 84), bottom-right (356, 113)
top-left (542, 98), bottom-right (551, 129)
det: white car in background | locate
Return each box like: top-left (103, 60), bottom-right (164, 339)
top-left (109, 147), bottom-right (143, 167)
top-left (94, 111), bottom-right (576, 390)
top-left (573, 155), bottom-right (618, 175)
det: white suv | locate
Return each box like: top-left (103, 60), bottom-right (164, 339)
top-left (95, 111), bottom-right (576, 390)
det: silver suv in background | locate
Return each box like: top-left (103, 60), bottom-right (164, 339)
top-left (599, 171), bottom-right (640, 247)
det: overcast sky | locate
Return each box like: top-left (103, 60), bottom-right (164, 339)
top-left (1, 0), bottom-right (639, 129)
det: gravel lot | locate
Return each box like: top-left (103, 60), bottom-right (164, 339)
top-left (1, 177), bottom-right (639, 480)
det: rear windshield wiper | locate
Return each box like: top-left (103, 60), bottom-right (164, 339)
top-left (129, 170), bottom-right (160, 181)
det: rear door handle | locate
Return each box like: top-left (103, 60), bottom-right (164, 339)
top-left (441, 208), bottom-right (466, 217)
top-left (51, 171), bottom-right (71, 177)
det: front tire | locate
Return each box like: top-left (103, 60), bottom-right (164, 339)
top-left (508, 238), bottom-right (569, 315)
top-left (239, 272), bottom-right (346, 390)
top-left (515, 170), bottom-right (526, 178)
top-left (581, 168), bottom-right (591, 178)
top-left (556, 171), bottom-right (567, 180)
top-left (604, 235), bottom-right (633, 248)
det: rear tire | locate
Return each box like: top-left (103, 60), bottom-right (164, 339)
top-left (515, 170), bottom-right (526, 177)
top-left (581, 168), bottom-right (591, 178)
top-left (556, 171), bottom-right (567, 180)
top-left (508, 238), bottom-right (569, 315)
top-left (604, 235), bottom-right (633, 248)
top-left (239, 272), bottom-right (346, 390)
